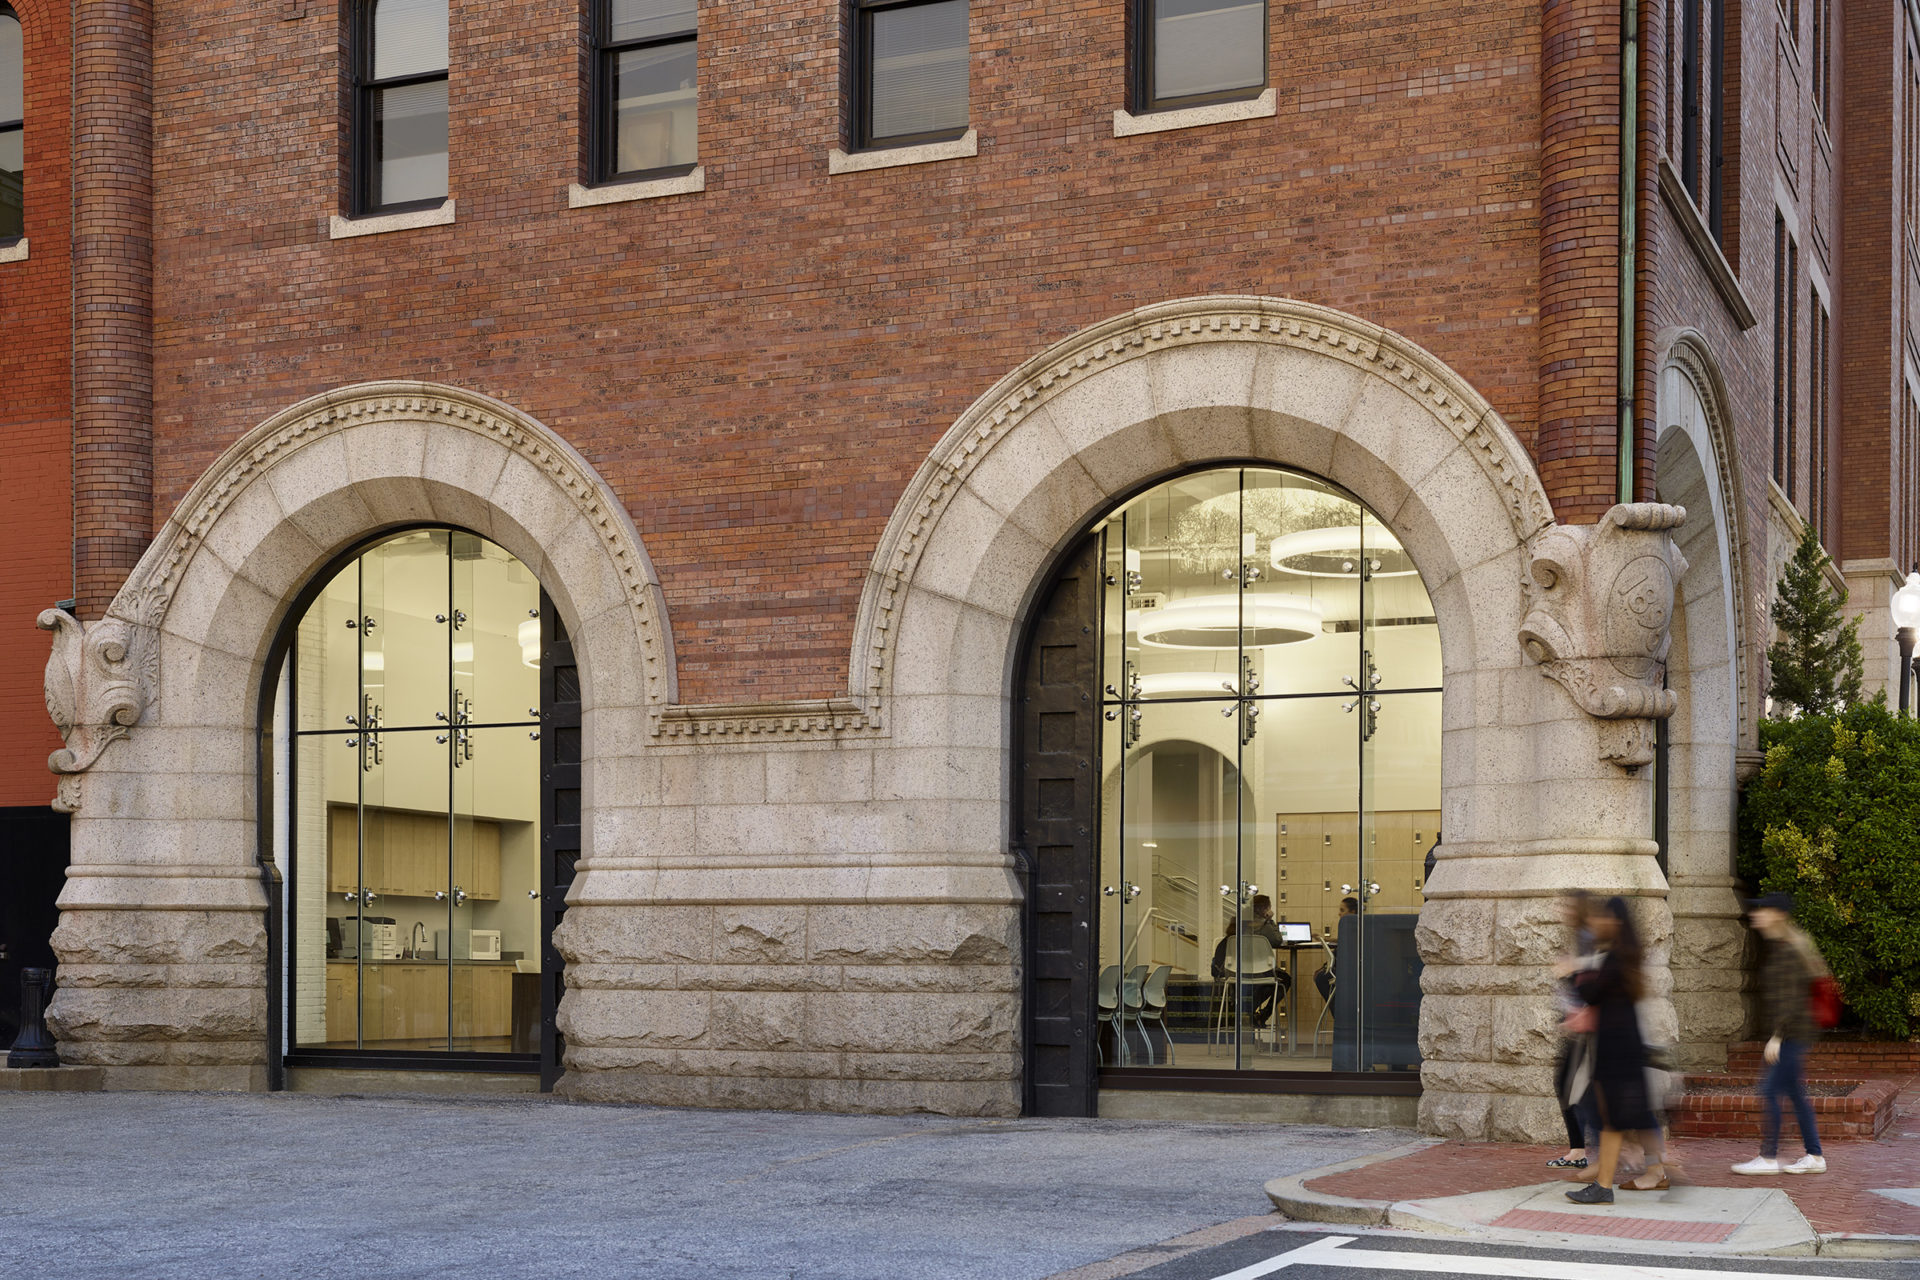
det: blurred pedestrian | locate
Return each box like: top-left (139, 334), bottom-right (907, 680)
top-left (1731, 892), bottom-right (1828, 1176)
top-left (1564, 896), bottom-right (1667, 1204)
top-left (1547, 889), bottom-right (1598, 1173)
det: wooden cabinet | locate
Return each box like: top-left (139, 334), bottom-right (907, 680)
top-left (328, 804), bottom-right (501, 900)
top-left (325, 961), bottom-right (515, 1043)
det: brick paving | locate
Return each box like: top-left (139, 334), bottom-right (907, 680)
top-left (1489, 1209), bottom-right (1734, 1244)
top-left (1306, 1079), bottom-right (1920, 1238)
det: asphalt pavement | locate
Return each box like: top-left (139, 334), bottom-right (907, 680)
top-left (0, 1091), bottom-right (1408, 1280)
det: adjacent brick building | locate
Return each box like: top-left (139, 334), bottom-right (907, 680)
top-left (1, 0), bottom-right (1912, 1138)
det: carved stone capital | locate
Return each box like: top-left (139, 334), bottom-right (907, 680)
top-left (38, 600), bottom-right (160, 812)
top-left (1519, 503), bottom-right (1689, 769)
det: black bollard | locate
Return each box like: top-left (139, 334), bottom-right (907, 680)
top-left (7, 967), bottom-right (59, 1069)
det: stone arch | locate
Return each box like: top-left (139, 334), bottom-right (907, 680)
top-left (1655, 333), bottom-right (1753, 1068)
top-left (861, 296), bottom-right (1669, 1140)
top-left (43, 381), bottom-right (674, 1087)
top-left (860, 296), bottom-right (1554, 850)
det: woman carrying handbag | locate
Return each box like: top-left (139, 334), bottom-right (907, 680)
top-left (1565, 897), bottom-right (1669, 1204)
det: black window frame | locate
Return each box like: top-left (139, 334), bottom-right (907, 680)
top-left (1131, 0), bottom-right (1269, 116)
top-left (851, 0), bottom-right (971, 151)
top-left (351, 0), bottom-right (450, 217)
top-left (590, 0), bottom-right (698, 185)
top-left (0, 3), bottom-right (22, 245)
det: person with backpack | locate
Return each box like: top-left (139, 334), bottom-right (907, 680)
top-left (1731, 892), bottom-right (1830, 1176)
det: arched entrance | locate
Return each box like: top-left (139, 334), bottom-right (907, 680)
top-left (1655, 339), bottom-right (1753, 1068)
top-left (42, 382), bottom-right (670, 1090)
top-left (1017, 464), bottom-right (1441, 1112)
top-left (274, 528), bottom-right (551, 1075)
top-left (865, 295), bottom-right (1676, 1138)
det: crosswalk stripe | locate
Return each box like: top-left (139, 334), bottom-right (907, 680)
top-left (1210, 1234), bottom-right (1851, 1280)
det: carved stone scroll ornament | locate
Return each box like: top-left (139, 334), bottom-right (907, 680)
top-left (38, 600), bottom-right (160, 813)
top-left (1518, 503), bottom-right (1689, 769)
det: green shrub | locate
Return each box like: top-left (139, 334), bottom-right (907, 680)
top-left (1738, 701), bottom-right (1920, 1039)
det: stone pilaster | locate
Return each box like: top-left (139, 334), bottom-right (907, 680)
top-left (1419, 503), bottom-right (1689, 1141)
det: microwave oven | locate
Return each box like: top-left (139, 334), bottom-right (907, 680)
top-left (434, 928), bottom-right (502, 961)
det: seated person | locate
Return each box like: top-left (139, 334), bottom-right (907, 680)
top-left (1313, 898), bottom-right (1359, 1001)
top-left (1231, 894), bottom-right (1291, 1028)
top-left (1210, 918), bottom-right (1237, 981)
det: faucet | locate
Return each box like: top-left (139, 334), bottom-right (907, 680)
top-left (411, 921), bottom-right (428, 958)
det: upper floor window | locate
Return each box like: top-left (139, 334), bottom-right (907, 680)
top-left (354, 0), bottom-right (448, 214)
top-left (1135, 0), bottom-right (1266, 113)
top-left (0, 6), bottom-right (21, 242)
top-left (594, 0), bottom-right (697, 181)
top-left (1772, 215), bottom-right (1799, 499)
top-left (854, 0), bottom-right (969, 149)
top-left (1669, 0), bottom-right (1728, 243)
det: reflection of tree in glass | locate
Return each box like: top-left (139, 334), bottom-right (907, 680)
top-left (1168, 487), bottom-right (1355, 576)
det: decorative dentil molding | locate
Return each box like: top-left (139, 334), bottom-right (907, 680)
top-left (113, 384), bottom-right (672, 717)
top-left (652, 698), bottom-right (882, 740)
top-left (1519, 503), bottom-right (1690, 769)
top-left (41, 383), bottom-right (678, 799)
top-left (851, 295), bottom-right (1556, 716)
top-left (38, 599), bottom-right (162, 813)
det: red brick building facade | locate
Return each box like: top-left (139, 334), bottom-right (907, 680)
top-left (1, 0), bottom-right (1911, 1135)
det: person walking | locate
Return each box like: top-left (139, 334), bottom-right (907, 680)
top-left (1731, 892), bottom-right (1828, 1176)
top-left (1564, 896), bottom-right (1667, 1205)
top-left (1548, 889), bottom-right (1598, 1173)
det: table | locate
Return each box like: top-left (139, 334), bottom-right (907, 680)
top-left (1276, 940), bottom-right (1334, 1054)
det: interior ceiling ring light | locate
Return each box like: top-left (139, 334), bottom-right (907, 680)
top-left (1135, 594), bottom-right (1325, 649)
top-left (1137, 671), bottom-right (1240, 696)
top-left (1268, 525), bottom-right (1419, 578)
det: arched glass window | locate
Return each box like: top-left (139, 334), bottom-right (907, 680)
top-left (355, 0), bottom-right (449, 213)
top-left (0, 5), bottom-right (23, 241)
top-left (1020, 465), bottom-right (1440, 1090)
top-left (280, 530), bottom-right (544, 1058)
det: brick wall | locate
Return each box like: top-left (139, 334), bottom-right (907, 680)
top-left (1838, 0), bottom-right (1900, 569)
top-left (0, 0), bottom-right (71, 806)
top-left (143, 0), bottom-right (1546, 705)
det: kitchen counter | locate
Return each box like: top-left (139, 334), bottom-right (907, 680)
top-left (325, 958), bottom-right (520, 966)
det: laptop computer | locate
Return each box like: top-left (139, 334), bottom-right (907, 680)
top-left (1279, 921), bottom-right (1314, 944)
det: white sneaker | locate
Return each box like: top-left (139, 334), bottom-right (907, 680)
top-left (1784, 1154), bottom-right (1827, 1174)
top-left (1731, 1156), bottom-right (1781, 1175)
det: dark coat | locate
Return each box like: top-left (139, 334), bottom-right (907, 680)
top-left (1574, 948), bottom-right (1657, 1131)
top-left (1759, 933), bottom-right (1817, 1043)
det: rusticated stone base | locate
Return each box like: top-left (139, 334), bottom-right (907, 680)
top-left (552, 900), bottom-right (1022, 1116)
top-left (1417, 877), bottom-right (1677, 1143)
top-left (45, 908), bottom-right (267, 1082)
top-left (1669, 882), bottom-right (1752, 1071)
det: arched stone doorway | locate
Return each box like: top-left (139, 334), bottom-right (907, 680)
top-left (862, 296), bottom-right (1680, 1138)
top-left (1656, 337), bottom-right (1754, 1068)
top-left (41, 382), bottom-right (672, 1089)
top-left (1023, 463), bottom-right (1443, 1110)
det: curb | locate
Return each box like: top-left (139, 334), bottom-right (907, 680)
top-left (1267, 1145), bottom-right (1920, 1259)
top-left (1263, 1139), bottom-right (1441, 1226)
top-left (1817, 1233), bottom-right (1920, 1259)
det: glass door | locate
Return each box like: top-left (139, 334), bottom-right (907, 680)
top-left (287, 528), bottom-right (545, 1063)
top-left (358, 531), bottom-right (452, 1052)
top-left (1088, 464), bottom-right (1438, 1081)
